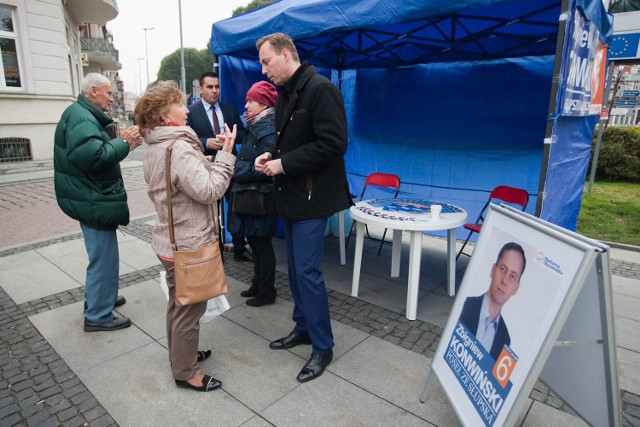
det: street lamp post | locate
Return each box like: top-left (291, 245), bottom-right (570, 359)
top-left (134, 75), bottom-right (140, 96)
top-left (143, 27), bottom-right (154, 88)
top-left (137, 57), bottom-right (144, 95)
top-left (178, 0), bottom-right (186, 95)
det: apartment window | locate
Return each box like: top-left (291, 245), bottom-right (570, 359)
top-left (0, 4), bottom-right (21, 88)
top-left (0, 137), bottom-right (32, 162)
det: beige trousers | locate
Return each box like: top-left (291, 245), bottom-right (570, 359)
top-left (159, 257), bottom-right (207, 381)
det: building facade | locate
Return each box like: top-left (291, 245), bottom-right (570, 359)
top-left (122, 90), bottom-right (137, 121)
top-left (81, 23), bottom-right (125, 120)
top-left (0, 0), bottom-right (120, 162)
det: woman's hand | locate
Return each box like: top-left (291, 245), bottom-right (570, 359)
top-left (254, 152), bottom-right (272, 173)
top-left (218, 124), bottom-right (237, 154)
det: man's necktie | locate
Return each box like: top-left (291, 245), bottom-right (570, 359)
top-left (211, 105), bottom-right (221, 135)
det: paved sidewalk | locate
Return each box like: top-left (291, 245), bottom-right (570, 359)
top-left (0, 162), bottom-right (152, 250)
top-left (0, 161), bottom-right (639, 426)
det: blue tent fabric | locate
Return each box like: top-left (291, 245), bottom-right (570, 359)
top-left (212, 0), bottom-right (561, 68)
top-left (341, 56), bottom-right (553, 228)
top-left (211, 0), bottom-right (612, 235)
top-left (542, 114), bottom-right (600, 230)
top-left (212, 0), bottom-right (508, 59)
top-left (576, 0), bottom-right (613, 43)
top-left (539, 0), bottom-right (613, 229)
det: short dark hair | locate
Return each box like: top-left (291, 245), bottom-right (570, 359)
top-left (198, 72), bottom-right (219, 87)
top-left (256, 32), bottom-right (299, 62)
top-left (496, 242), bottom-right (526, 278)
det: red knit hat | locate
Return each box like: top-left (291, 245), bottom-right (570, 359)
top-left (246, 81), bottom-right (278, 107)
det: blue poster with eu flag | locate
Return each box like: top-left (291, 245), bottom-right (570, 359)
top-left (609, 32), bottom-right (640, 60)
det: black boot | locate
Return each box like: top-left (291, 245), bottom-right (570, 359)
top-left (246, 294), bottom-right (276, 307)
top-left (240, 283), bottom-right (259, 298)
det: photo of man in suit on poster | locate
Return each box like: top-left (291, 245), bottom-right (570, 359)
top-left (431, 206), bottom-right (601, 427)
top-left (458, 241), bottom-right (526, 360)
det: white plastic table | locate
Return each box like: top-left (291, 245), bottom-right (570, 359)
top-left (350, 198), bottom-right (467, 320)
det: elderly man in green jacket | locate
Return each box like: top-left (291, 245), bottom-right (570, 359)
top-left (54, 73), bottom-right (142, 332)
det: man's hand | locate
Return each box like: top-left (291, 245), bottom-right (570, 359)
top-left (206, 137), bottom-right (224, 150)
top-left (263, 159), bottom-right (283, 177)
top-left (255, 152), bottom-right (282, 176)
top-left (120, 125), bottom-right (143, 151)
top-left (254, 152), bottom-right (271, 173)
top-left (128, 139), bottom-right (143, 151)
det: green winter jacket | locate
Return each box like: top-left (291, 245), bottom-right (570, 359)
top-left (53, 95), bottom-right (131, 228)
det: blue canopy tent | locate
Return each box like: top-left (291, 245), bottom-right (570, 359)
top-left (210, 0), bottom-right (612, 237)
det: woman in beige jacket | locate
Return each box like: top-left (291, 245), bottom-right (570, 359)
top-left (134, 81), bottom-right (236, 392)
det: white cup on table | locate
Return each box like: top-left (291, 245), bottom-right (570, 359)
top-left (430, 204), bottom-right (442, 220)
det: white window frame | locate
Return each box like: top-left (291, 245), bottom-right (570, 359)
top-left (0, 3), bottom-right (23, 91)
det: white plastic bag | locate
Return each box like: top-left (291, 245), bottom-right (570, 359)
top-left (199, 293), bottom-right (231, 323)
top-left (160, 270), bottom-right (229, 323)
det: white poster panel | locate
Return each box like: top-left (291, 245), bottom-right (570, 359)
top-left (431, 205), bottom-right (591, 426)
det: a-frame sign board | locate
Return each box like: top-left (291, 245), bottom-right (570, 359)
top-left (421, 204), bottom-right (620, 426)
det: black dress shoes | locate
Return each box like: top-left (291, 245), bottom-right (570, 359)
top-left (83, 316), bottom-right (131, 332)
top-left (269, 331), bottom-right (312, 350)
top-left (175, 374), bottom-right (221, 392)
top-left (234, 251), bottom-right (254, 262)
top-left (246, 295), bottom-right (276, 307)
top-left (297, 352), bottom-right (333, 383)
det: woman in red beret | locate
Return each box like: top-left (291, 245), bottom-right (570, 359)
top-left (229, 81), bottom-right (279, 306)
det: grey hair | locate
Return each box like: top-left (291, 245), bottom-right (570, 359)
top-left (81, 73), bottom-right (111, 95)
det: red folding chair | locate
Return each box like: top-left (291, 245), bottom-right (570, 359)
top-left (457, 185), bottom-right (529, 259)
top-left (346, 173), bottom-right (401, 255)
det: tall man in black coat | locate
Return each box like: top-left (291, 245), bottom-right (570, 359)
top-left (187, 72), bottom-right (252, 261)
top-left (458, 242), bottom-right (526, 360)
top-left (255, 33), bottom-right (353, 383)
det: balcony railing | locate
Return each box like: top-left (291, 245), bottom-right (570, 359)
top-left (81, 37), bottom-right (120, 62)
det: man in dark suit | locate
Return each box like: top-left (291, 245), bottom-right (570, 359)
top-left (255, 33), bottom-right (353, 383)
top-left (458, 242), bottom-right (526, 360)
top-left (187, 72), bottom-right (252, 261)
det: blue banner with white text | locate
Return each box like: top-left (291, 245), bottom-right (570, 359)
top-left (557, 3), bottom-right (607, 116)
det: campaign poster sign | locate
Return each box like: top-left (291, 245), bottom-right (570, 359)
top-left (431, 206), bottom-right (589, 426)
top-left (558, 5), bottom-right (607, 117)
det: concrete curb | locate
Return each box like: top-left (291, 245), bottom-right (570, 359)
top-left (603, 240), bottom-right (640, 253)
